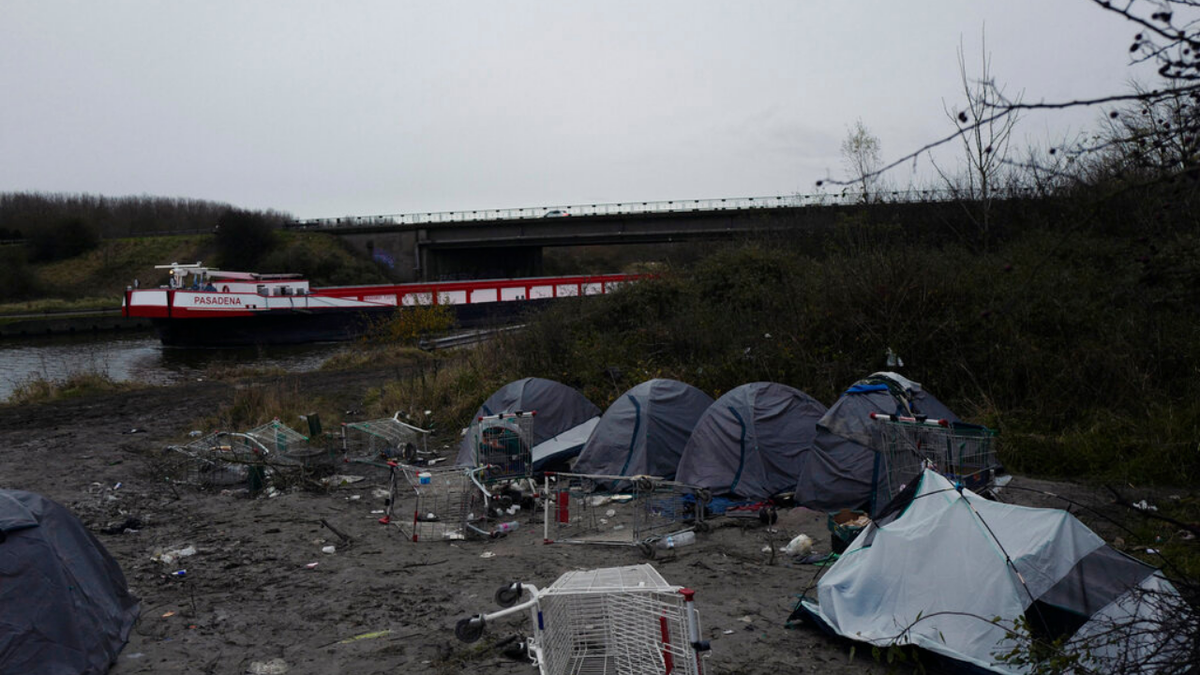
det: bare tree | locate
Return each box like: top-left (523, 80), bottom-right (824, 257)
top-left (821, 1), bottom-right (1200, 193)
top-left (841, 119), bottom-right (883, 202)
top-left (933, 34), bottom-right (1023, 248)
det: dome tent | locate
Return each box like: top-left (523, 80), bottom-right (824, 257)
top-left (674, 382), bottom-right (827, 499)
top-left (792, 371), bottom-right (961, 513)
top-left (571, 378), bottom-right (714, 480)
top-left (797, 470), bottom-right (1188, 674)
top-left (455, 377), bottom-right (601, 471)
top-left (0, 489), bottom-right (140, 675)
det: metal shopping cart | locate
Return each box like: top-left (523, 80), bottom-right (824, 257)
top-left (161, 420), bottom-right (318, 490)
top-left (467, 411), bottom-right (536, 482)
top-left (868, 412), bottom-right (1001, 514)
top-left (384, 464), bottom-right (492, 542)
top-left (341, 414), bottom-right (432, 466)
top-left (541, 473), bottom-right (709, 558)
top-left (455, 564), bottom-right (709, 675)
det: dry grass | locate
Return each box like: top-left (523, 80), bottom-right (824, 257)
top-left (5, 372), bottom-right (138, 405)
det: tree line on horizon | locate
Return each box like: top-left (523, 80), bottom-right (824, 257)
top-left (0, 192), bottom-right (293, 260)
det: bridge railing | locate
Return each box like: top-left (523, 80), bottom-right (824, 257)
top-left (288, 188), bottom-right (1026, 230)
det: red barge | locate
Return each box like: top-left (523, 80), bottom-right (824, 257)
top-left (122, 263), bottom-right (638, 347)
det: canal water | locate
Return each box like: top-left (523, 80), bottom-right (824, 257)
top-left (0, 331), bottom-right (346, 401)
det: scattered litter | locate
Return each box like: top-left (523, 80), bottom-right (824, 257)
top-left (739, 615), bottom-right (753, 623)
top-left (153, 545), bottom-right (196, 565)
top-left (305, 562), bottom-right (319, 569)
top-left (247, 658), bottom-right (289, 675)
top-left (370, 510), bottom-right (385, 515)
top-left (171, 570), bottom-right (186, 577)
top-left (605, 509), bottom-right (616, 518)
top-left (722, 630), bottom-right (734, 635)
top-left (797, 552), bottom-right (838, 566)
top-left (188, 430), bottom-right (203, 437)
top-left (783, 534), bottom-right (813, 558)
top-left (321, 474), bottom-right (366, 487)
top-left (372, 488), bottom-right (391, 500)
top-left (611, 494), bottom-right (634, 503)
top-left (1147, 548), bottom-right (1159, 555)
top-left (480, 551), bottom-right (496, 559)
top-left (427, 457), bottom-right (447, 466)
top-left (588, 495), bottom-right (612, 507)
top-left (347, 495), bottom-right (361, 501)
top-left (161, 611), bottom-right (176, 618)
top-left (113, 482), bottom-right (122, 490)
top-left (125, 653), bottom-right (144, 660)
top-left (321, 546), bottom-right (336, 554)
top-left (122, 428), bottom-right (146, 434)
top-left (100, 517), bottom-right (142, 535)
top-left (338, 630), bottom-right (391, 644)
top-left (1132, 500), bottom-right (1158, 512)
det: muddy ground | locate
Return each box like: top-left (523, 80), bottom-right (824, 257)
top-left (0, 368), bottom-right (1149, 675)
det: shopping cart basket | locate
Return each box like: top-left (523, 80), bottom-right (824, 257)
top-left (455, 564), bottom-right (709, 675)
top-left (161, 421), bottom-right (315, 490)
top-left (341, 414), bottom-right (431, 466)
top-left (384, 463), bottom-right (492, 542)
top-left (868, 413), bottom-right (1000, 514)
top-left (467, 411), bottom-right (535, 482)
top-left (542, 472), bottom-right (708, 558)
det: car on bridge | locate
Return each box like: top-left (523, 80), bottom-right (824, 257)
top-left (543, 209), bottom-right (570, 218)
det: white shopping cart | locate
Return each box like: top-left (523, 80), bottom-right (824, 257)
top-left (456, 564), bottom-right (709, 675)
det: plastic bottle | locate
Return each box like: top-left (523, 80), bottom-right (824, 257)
top-left (656, 531), bottom-right (696, 550)
top-left (492, 521), bottom-right (520, 537)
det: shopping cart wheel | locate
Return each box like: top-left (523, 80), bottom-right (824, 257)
top-left (456, 616), bottom-right (485, 643)
top-left (494, 583), bottom-right (523, 608)
top-left (696, 488), bottom-right (712, 504)
top-left (635, 476), bottom-right (655, 492)
top-left (639, 541), bottom-right (656, 560)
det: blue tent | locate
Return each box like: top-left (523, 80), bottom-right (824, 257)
top-left (572, 379), bottom-right (713, 480)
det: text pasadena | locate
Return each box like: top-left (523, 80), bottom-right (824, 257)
top-left (192, 295), bottom-right (243, 306)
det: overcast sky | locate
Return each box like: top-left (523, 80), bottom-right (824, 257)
top-left (0, 1), bottom-right (1160, 219)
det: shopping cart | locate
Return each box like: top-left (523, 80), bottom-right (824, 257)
top-left (161, 420), bottom-right (317, 490)
top-left (455, 564), bottom-right (709, 675)
top-left (384, 463), bottom-right (492, 542)
top-left (341, 414), bottom-right (431, 466)
top-left (467, 411), bottom-right (535, 482)
top-left (868, 413), bottom-right (1000, 514)
top-left (542, 472), bottom-right (708, 558)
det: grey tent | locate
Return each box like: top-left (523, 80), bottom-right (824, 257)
top-left (793, 371), bottom-right (960, 512)
top-left (797, 470), bottom-right (1188, 674)
top-left (674, 382), bottom-right (827, 499)
top-left (571, 379), bottom-right (714, 480)
top-left (455, 377), bottom-right (601, 471)
top-left (0, 489), bottom-right (140, 675)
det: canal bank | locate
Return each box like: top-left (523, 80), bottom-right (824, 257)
top-left (0, 309), bottom-right (151, 339)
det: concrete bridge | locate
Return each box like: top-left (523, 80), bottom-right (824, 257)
top-left (287, 190), bottom-right (996, 281)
